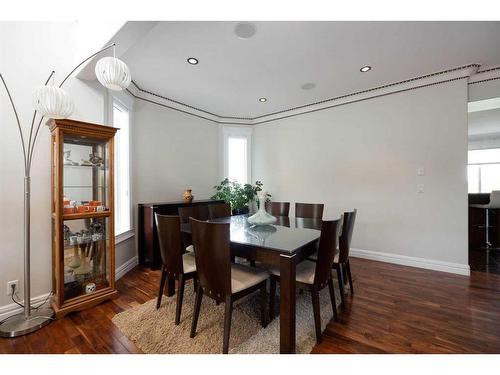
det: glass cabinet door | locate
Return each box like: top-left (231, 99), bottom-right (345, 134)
top-left (62, 217), bottom-right (111, 301)
top-left (62, 134), bottom-right (110, 214)
top-left (60, 133), bottom-right (112, 302)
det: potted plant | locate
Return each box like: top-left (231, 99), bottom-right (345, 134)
top-left (211, 178), bottom-right (271, 215)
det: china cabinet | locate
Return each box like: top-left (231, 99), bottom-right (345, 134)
top-left (49, 119), bottom-right (118, 318)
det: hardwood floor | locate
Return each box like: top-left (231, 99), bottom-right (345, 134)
top-left (312, 258), bottom-right (500, 353)
top-left (1, 258), bottom-right (499, 354)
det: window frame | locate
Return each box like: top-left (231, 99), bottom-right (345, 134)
top-left (221, 125), bottom-right (253, 184)
top-left (106, 91), bottom-right (134, 243)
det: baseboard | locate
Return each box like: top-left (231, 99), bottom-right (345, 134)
top-left (0, 256), bottom-right (139, 322)
top-left (350, 248), bottom-right (471, 276)
top-left (115, 256), bottom-right (139, 281)
top-left (0, 292), bottom-right (52, 322)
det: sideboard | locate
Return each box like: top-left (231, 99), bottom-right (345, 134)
top-left (137, 199), bottom-right (224, 269)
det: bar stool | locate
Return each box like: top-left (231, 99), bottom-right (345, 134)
top-left (470, 191), bottom-right (500, 259)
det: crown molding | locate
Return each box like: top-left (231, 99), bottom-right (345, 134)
top-left (130, 63), bottom-right (481, 125)
top-left (468, 65), bottom-right (500, 85)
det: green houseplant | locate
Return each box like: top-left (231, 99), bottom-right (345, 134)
top-left (211, 178), bottom-right (271, 215)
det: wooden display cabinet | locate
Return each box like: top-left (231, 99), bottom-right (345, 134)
top-left (49, 119), bottom-right (118, 318)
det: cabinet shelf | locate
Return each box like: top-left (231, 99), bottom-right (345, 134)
top-left (54, 211), bottom-right (111, 220)
top-left (63, 238), bottom-right (108, 250)
top-left (64, 164), bottom-right (104, 170)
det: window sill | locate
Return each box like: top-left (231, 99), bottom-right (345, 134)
top-left (116, 230), bottom-right (135, 245)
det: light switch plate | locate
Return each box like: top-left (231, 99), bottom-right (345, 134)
top-left (417, 184), bottom-right (424, 193)
top-left (417, 167), bottom-right (425, 176)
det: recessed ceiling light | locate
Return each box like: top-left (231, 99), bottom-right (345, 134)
top-left (187, 57), bottom-right (199, 65)
top-left (234, 22), bottom-right (257, 39)
top-left (301, 82), bottom-right (316, 90)
top-left (259, 97), bottom-right (267, 102)
top-left (360, 65), bottom-right (372, 72)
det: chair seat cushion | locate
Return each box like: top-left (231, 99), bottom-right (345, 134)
top-left (269, 260), bottom-right (319, 285)
top-left (182, 253), bottom-right (197, 274)
top-left (186, 245), bottom-right (194, 252)
top-left (308, 251), bottom-right (339, 263)
top-left (231, 263), bottom-right (269, 293)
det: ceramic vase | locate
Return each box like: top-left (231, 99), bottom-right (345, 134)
top-left (183, 189), bottom-right (194, 203)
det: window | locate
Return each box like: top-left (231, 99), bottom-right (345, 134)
top-left (222, 126), bottom-right (252, 184)
top-left (113, 100), bottom-right (131, 235)
top-left (227, 137), bottom-right (248, 184)
top-left (467, 148), bottom-right (500, 193)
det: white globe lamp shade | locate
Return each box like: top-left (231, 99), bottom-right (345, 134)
top-left (95, 56), bottom-right (131, 91)
top-left (32, 86), bottom-right (74, 119)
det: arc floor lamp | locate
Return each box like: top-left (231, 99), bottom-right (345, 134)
top-left (0, 43), bottom-right (131, 337)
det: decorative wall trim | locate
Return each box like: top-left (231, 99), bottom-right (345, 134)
top-left (252, 64), bottom-right (479, 121)
top-left (131, 81), bottom-right (252, 120)
top-left (116, 256), bottom-right (139, 281)
top-left (350, 248), bottom-right (471, 276)
top-left (476, 65), bottom-right (500, 74)
top-left (0, 256), bottom-right (140, 321)
top-left (468, 65), bottom-right (500, 85)
top-left (130, 64), bottom-right (481, 125)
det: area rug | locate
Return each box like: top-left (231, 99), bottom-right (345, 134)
top-left (112, 282), bottom-right (342, 354)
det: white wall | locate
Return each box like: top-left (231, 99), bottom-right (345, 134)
top-left (0, 22), bottom-right (135, 312)
top-left (131, 99), bottom-right (220, 217)
top-left (253, 79), bottom-right (469, 273)
top-left (469, 79), bottom-right (500, 102)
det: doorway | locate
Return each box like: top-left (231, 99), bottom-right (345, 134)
top-left (467, 97), bottom-right (500, 274)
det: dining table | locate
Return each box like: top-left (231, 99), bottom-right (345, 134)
top-left (177, 214), bottom-right (322, 354)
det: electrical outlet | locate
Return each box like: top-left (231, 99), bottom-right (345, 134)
top-left (7, 280), bottom-right (18, 296)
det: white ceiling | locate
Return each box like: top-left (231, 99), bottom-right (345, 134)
top-left (121, 21), bottom-right (500, 118)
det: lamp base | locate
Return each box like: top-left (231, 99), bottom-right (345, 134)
top-left (0, 307), bottom-right (54, 338)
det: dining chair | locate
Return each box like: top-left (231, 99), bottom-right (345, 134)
top-left (154, 214), bottom-right (198, 325)
top-left (308, 209), bottom-right (357, 308)
top-left (265, 201), bottom-right (290, 217)
top-left (189, 218), bottom-right (269, 354)
top-left (178, 205), bottom-right (209, 251)
top-left (295, 202), bottom-right (324, 219)
top-left (333, 209), bottom-right (357, 307)
top-left (268, 218), bottom-right (342, 343)
top-left (208, 202), bottom-right (232, 219)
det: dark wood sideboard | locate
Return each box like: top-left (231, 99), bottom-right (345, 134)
top-left (138, 199), bottom-right (224, 269)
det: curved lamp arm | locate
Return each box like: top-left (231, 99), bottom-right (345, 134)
top-left (0, 73), bottom-right (28, 172)
top-left (1, 42), bottom-right (116, 175)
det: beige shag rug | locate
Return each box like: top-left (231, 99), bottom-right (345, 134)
top-left (112, 282), bottom-right (342, 354)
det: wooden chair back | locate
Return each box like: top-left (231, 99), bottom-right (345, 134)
top-left (295, 203), bottom-right (324, 219)
top-left (178, 205), bottom-right (209, 224)
top-left (276, 216), bottom-right (291, 227)
top-left (313, 218), bottom-right (342, 287)
top-left (295, 217), bottom-right (322, 230)
top-left (208, 202), bottom-right (232, 219)
top-left (190, 218), bottom-right (231, 302)
top-left (154, 214), bottom-right (185, 276)
top-left (338, 209), bottom-right (357, 264)
top-left (265, 201), bottom-right (290, 217)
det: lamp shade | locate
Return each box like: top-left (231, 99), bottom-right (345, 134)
top-left (95, 56), bottom-right (131, 91)
top-left (32, 86), bottom-right (74, 119)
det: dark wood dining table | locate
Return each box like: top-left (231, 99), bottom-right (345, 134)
top-left (178, 214), bottom-right (322, 354)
